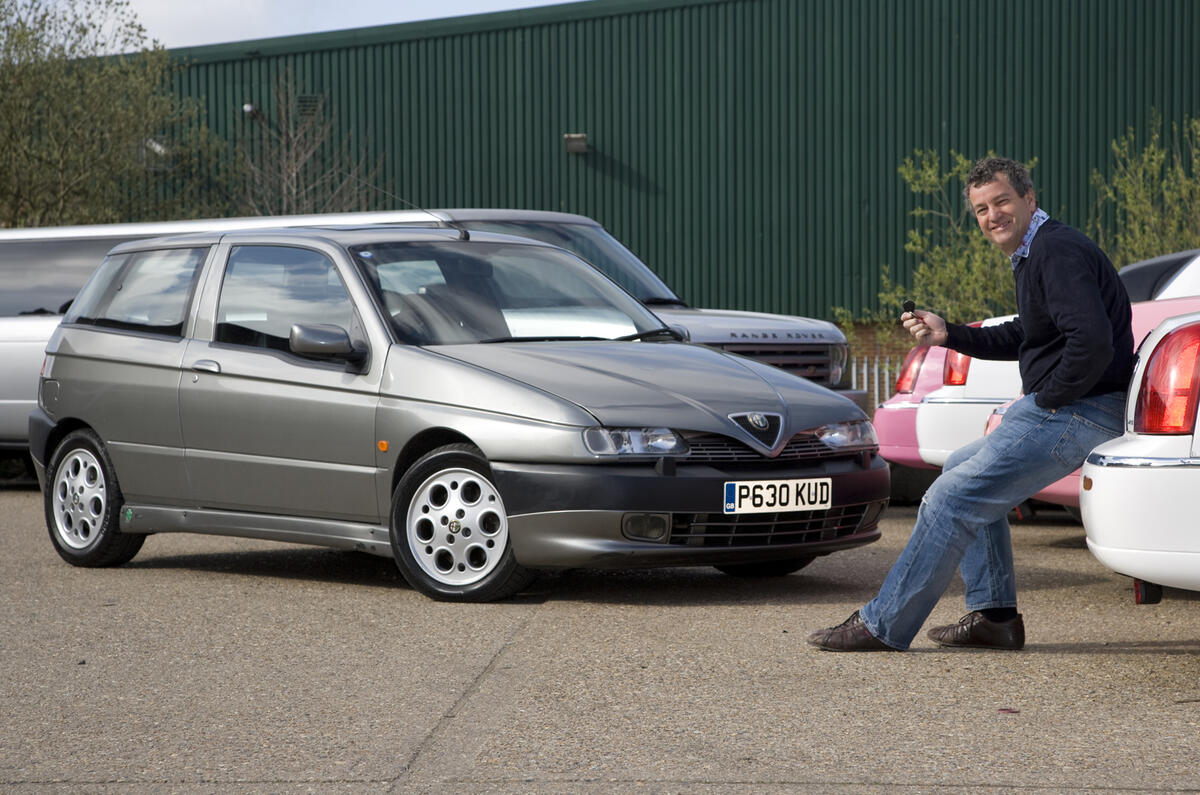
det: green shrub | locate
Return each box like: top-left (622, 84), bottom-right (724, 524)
top-left (837, 149), bottom-right (1027, 356)
top-left (1089, 112), bottom-right (1200, 267)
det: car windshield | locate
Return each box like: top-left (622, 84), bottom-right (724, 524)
top-left (456, 220), bottom-right (684, 305)
top-left (351, 240), bottom-right (669, 345)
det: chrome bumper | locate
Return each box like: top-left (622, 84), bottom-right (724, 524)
top-left (1086, 452), bottom-right (1200, 469)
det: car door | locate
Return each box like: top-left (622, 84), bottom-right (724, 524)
top-left (179, 243), bottom-right (382, 523)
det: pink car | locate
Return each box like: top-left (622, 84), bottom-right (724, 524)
top-left (873, 345), bottom-right (947, 470)
top-left (874, 249), bottom-right (1200, 511)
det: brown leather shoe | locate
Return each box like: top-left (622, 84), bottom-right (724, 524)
top-left (807, 610), bottom-right (898, 652)
top-left (927, 611), bottom-right (1025, 650)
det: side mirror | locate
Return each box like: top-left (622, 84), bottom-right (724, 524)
top-left (289, 323), bottom-right (368, 369)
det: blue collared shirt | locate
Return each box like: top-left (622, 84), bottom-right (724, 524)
top-left (1011, 208), bottom-right (1050, 269)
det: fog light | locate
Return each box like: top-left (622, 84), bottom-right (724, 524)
top-left (622, 513), bottom-right (670, 542)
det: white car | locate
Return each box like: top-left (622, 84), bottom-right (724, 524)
top-left (913, 249), bottom-right (1200, 468)
top-left (914, 315), bottom-right (1018, 467)
top-left (1081, 310), bottom-right (1200, 603)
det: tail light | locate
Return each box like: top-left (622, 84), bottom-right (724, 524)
top-left (943, 350), bottom-right (972, 386)
top-left (894, 347), bottom-right (929, 393)
top-left (942, 321), bottom-right (981, 386)
top-left (1134, 322), bottom-right (1200, 434)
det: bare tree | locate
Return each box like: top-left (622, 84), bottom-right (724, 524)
top-left (239, 70), bottom-right (384, 216)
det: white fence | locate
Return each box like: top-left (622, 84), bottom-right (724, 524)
top-left (849, 355), bottom-right (902, 409)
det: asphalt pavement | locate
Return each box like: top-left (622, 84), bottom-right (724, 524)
top-left (2, 483), bottom-right (1198, 793)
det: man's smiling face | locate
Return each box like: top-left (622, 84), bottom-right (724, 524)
top-left (968, 174), bottom-right (1038, 257)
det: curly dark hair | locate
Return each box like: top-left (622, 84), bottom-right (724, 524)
top-left (963, 157), bottom-right (1034, 205)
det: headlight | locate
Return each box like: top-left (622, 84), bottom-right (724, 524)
top-left (828, 343), bottom-right (848, 385)
top-left (817, 419), bottom-right (878, 449)
top-left (583, 427), bottom-right (688, 456)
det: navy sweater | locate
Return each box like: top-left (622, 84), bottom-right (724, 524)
top-left (943, 220), bottom-right (1134, 410)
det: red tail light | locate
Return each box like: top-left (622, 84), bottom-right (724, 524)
top-left (941, 321), bottom-right (982, 386)
top-left (894, 347), bottom-right (929, 393)
top-left (1134, 322), bottom-right (1200, 434)
top-left (943, 350), bottom-right (972, 386)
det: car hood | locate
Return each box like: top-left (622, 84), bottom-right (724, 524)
top-left (652, 306), bottom-right (846, 346)
top-left (429, 341), bottom-right (859, 450)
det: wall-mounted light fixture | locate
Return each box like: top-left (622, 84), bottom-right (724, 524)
top-left (563, 133), bottom-right (589, 154)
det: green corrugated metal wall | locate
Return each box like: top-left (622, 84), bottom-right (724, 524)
top-left (171, 0), bottom-right (1200, 320)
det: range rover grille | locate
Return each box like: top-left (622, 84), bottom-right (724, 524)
top-left (668, 503), bottom-right (879, 547)
top-left (716, 343), bottom-right (835, 384)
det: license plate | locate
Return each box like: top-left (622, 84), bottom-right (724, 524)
top-left (723, 478), bottom-right (832, 514)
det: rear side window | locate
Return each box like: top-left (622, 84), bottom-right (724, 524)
top-left (215, 245), bottom-right (354, 353)
top-left (66, 247), bottom-right (209, 337)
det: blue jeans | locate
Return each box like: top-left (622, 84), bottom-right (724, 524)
top-left (859, 391), bottom-right (1125, 650)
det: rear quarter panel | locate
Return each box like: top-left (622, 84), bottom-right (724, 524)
top-left (43, 327), bottom-right (190, 504)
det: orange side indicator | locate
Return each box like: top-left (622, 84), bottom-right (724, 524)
top-left (1082, 475), bottom-right (1093, 491)
top-left (377, 441), bottom-right (389, 452)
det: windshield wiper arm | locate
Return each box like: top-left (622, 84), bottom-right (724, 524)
top-left (616, 327), bottom-right (685, 342)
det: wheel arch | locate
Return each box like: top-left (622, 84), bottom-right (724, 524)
top-left (40, 418), bottom-right (95, 468)
top-left (391, 428), bottom-right (479, 494)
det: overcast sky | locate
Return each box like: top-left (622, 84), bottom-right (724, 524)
top-left (126, 0), bottom-right (573, 49)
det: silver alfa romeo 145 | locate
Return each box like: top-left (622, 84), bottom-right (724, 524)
top-left (30, 226), bottom-right (888, 601)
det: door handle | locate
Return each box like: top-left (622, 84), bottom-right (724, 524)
top-left (191, 359), bottom-right (221, 374)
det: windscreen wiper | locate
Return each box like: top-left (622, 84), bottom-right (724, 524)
top-left (617, 327), bottom-right (685, 342)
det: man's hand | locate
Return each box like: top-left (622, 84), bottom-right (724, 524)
top-left (902, 308), bottom-right (948, 347)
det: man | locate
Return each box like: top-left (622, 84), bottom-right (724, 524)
top-left (807, 157), bottom-right (1134, 652)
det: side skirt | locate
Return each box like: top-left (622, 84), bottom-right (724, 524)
top-left (118, 504), bottom-right (394, 558)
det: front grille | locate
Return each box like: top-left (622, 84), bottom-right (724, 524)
top-left (685, 431), bottom-right (840, 462)
top-left (668, 503), bottom-right (876, 547)
top-left (716, 343), bottom-right (834, 384)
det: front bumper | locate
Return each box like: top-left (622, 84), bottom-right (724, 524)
top-left (493, 454), bottom-right (889, 568)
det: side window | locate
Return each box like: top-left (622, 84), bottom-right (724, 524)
top-left (66, 247), bottom-right (209, 337)
top-left (215, 245), bottom-right (354, 354)
top-left (0, 237), bottom-right (128, 317)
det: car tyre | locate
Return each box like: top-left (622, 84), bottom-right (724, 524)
top-left (45, 429), bottom-right (144, 567)
top-left (714, 556), bottom-right (815, 577)
top-left (390, 443), bottom-right (534, 602)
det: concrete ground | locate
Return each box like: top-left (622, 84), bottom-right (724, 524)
top-left (2, 485), bottom-right (1197, 793)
